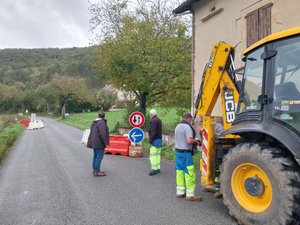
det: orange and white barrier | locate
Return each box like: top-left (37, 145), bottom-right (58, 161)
top-left (200, 116), bottom-right (216, 187)
top-left (201, 129), bottom-right (208, 176)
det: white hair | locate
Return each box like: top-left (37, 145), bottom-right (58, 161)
top-left (150, 109), bottom-right (156, 116)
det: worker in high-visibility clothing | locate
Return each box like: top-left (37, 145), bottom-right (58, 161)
top-left (148, 109), bottom-right (162, 176)
top-left (174, 112), bottom-right (202, 201)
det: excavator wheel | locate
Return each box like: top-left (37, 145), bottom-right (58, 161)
top-left (220, 143), bottom-right (300, 225)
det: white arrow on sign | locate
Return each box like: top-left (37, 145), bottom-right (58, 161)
top-left (131, 132), bottom-right (143, 143)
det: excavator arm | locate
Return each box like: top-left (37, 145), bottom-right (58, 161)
top-left (194, 42), bottom-right (240, 186)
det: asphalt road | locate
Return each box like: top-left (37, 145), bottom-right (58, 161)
top-left (0, 118), bottom-right (238, 225)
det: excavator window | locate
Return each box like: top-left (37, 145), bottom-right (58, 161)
top-left (272, 35), bottom-right (300, 132)
top-left (237, 47), bottom-right (264, 114)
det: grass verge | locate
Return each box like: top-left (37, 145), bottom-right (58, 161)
top-left (59, 107), bottom-right (185, 133)
top-left (0, 123), bottom-right (24, 162)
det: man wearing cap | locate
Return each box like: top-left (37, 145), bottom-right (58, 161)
top-left (174, 112), bottom-right (202, 201)
top-left (148, 109), bottom-right (162, 176)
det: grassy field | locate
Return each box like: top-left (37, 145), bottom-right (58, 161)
top-left (59, 110), bottom-right (127, 132)
top-left (60, 108), bottom-right (184, 133)
top-left (0, 115), bottom-right (24, 162)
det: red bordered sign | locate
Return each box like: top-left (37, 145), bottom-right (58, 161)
top-left (129, 111), bottom-right (145, 128)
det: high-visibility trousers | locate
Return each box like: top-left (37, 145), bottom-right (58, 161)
top-left (175, 152), bottom-right (196, 197)
top-left (150, 146), bottom-right (161, 171)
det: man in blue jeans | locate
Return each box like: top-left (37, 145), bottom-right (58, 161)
top-left (87, 111), bottom-right (109, 177)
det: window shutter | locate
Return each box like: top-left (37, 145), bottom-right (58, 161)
top-left (258, 4), bottom-right (272, 39)
top-left (246, 3), bottom-right (272, 47)
top-left (246, 10), bottom-right (259, 47)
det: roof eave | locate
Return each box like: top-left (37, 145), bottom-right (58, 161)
top-left (173, 0), bottom-right (200, 15)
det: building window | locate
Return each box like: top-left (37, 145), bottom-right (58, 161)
top-left (245, 3), bottom-right (273, 47)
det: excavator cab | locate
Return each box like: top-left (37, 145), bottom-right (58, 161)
top-left (237, 33), bottom-right (300, 134)
top-left (196, 28), bottom-right (300, 225)
top-left (272, 36), bottom-right (300, 130)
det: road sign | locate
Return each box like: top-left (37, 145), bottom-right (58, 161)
top-left (128, 128), bottom-right (144, 144)
top-left (129, 111), bottom-right (145, 127)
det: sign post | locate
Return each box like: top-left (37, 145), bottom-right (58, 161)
top-left (128, 111), bottom-right (145, 157)
top-left (128, 111), bottom-right (145, 143)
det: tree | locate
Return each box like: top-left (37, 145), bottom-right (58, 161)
top-left (0, 83), bottom-right (22, 113)
top-left (51, 75), bottom-right (93, 118)
top-left (90, 0), bottom-right (192, 115)
top-left (36, 83), bottom-right (58, 112)
top-left (95, 89), bottom-right (118, 111)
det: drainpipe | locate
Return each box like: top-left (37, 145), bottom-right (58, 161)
top-left (191, 9), bottom-right (196, 115)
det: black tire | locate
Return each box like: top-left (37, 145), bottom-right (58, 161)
top-left (220, 143), bottom-right (300, 225)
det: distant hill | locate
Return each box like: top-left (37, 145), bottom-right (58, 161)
top-left (0, 47), bottom-right (110, 114)
top-left (0, 47), bottom-right (98, 87)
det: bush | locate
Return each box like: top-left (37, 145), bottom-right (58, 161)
top-left (142, 138), bottom-right (175, 161)
top-left (120, 101), bottom-right (141, 129)
top-left (96, 89), bottom-right (118, 111)
top-left (161, 143), bottom-right (175, 160)
top-left (113, 100), bottom-right (126, 109)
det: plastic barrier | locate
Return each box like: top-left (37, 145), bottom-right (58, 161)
top-left (81, 129), bottom-right (90, 146)
top-left (27, 120), bottom-right (45, 130)
top-left (20, 119), bottom-right (30, 127)
top-left (105, 135), bottom-right (131, 156)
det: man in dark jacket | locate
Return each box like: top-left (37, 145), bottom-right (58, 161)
top-left (148, 109), bottom-right (162, 176)
top-left (87, 111), bottom-right (109, 177)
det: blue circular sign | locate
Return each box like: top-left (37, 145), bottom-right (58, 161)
top-left (129, 128), bottom-right (144, 144)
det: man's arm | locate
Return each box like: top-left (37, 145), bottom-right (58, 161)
top-left (98, 122), bottom-right (109, 146)
top-left (186, 125), bottom-right (200, 145)
top-left (186, 137), bottom-right (199, 145)
top-left (149, 121), bottom-right (157, 142)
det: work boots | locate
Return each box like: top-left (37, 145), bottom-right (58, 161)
top-left (185, 195), bottom-right (202, 202)
top-left (149, 170), bottom-right (159, 176)
top-left (176, 194), bottom-right (186, 198)
top-left (94, 171), bottom-right (106, 177)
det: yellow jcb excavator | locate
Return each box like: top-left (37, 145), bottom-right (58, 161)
top-left (194, 27), bottom-right (300, 225)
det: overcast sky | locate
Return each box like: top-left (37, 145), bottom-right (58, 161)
top-left (0, 0), bottom-right (95, 49)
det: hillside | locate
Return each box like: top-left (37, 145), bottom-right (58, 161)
top-left (0, 47), bottom-right (97, 86)
top-left (0, 47), bottom-right (108, 114)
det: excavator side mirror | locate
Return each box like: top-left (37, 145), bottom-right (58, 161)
top-left (261, 50), bottom-right (277, 60)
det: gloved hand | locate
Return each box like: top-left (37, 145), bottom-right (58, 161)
top-left (195, 138), bottom-right (202, 146)
top-left (197, 140), bottom-right (202, 146)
